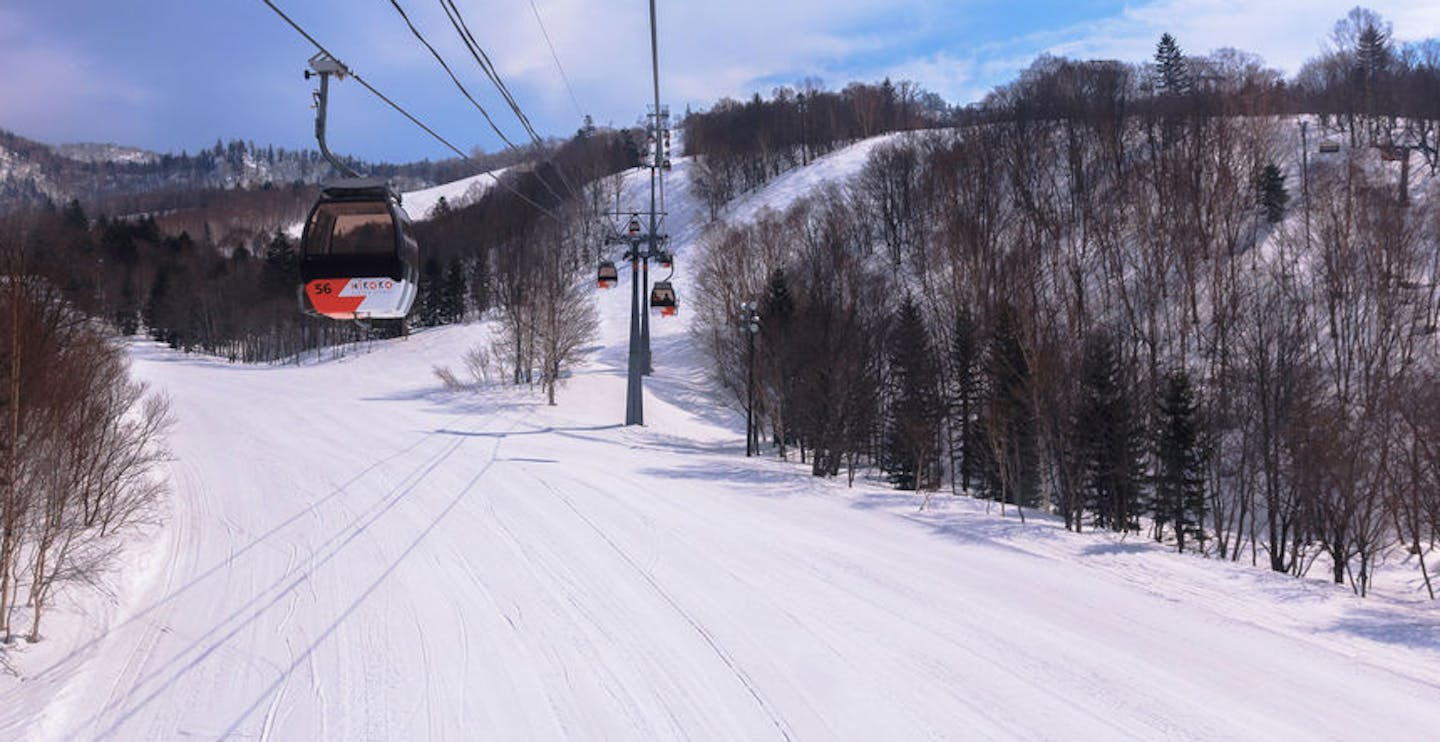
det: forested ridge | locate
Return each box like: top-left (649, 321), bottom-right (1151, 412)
top-left (0, 130), bottom-right (523, 217)
top-left (0, 126), bottom-right (637, 365)
top-left (689, 7), bottom-right (1440, 598)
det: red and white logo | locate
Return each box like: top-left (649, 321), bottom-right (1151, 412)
top-left (305, 278), bottom-right (406, 318)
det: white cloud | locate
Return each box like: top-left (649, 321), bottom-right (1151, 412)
top-left (1026, 0), bottom-right (1440, 74)
top-left (844, 0), bottom-right (1440, 109)
top-left (871, 52), bottom-right (982, 103)
top-left (344, 0), bottom-right (947, 123)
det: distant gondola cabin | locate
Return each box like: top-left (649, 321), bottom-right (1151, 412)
top-left (650, 280), bottom-right (677, 317)
top-left (598, 260), bottom-right (619, 289)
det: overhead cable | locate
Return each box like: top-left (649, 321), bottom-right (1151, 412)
top-left (257, 0), bottom-right (565, 222)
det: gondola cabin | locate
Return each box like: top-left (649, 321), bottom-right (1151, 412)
top-left (1318, 139), bottom-right (1340, 154)
top-left (657, 252), bottom-right (673, 270)
top-left (650, 280), bottom-right (677, 317)
top-left (597, 260), bottom-right (619, 289)
top-left (299, 178), bottom-right (418, 320)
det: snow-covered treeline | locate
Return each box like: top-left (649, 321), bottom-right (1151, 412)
top-left (683, 79), bottom-right (951, 220)
top-left (691, 27), bottom-right (1440, 599)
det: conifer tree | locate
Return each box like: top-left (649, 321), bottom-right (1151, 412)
top-left (443, 256), bottom-right (468, 323)
top-left (1153, 370), bottom-right (1207, 552)
top-left (260, 231), bottom-right (297, 299)
top-left (760, 268), bottom-right (797, 456)
top-left (1355, 21), bottom-right (1391, 80)
top-left (983, 307), bottom-right (1039, 508)
top-left (882, 296), bottom-right (944, 491)
top-left (1154, 33), bottom-right (1191, 95)
top-left (419, 256), bottom-right (445, 327)
top-left (1257, 163), bottom-right (1289, 224)
top-left (62, 199), bottom-right (87, 230)
top-left (144, 268), bottom-right (171, 342)
top-left (471, 252), bottom-right (491, 314)
top-left (947, 307), bottom-right (984, 494)
top-left (115, 273), bottom-right (140, 336)
top-left (1075, 331), bottom-right (1145, 533)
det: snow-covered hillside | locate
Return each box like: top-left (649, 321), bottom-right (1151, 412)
top-left (283, 168), bottom-right (509, 239)
top-left (55, 143), bottom-right (161, 166)
top-left (402, 167), bottom-right (510, 221)
top-left (2, 139), bottom-right (1438, 739)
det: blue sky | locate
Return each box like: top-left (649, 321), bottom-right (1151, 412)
top-left (2, 1), bottom-right (1438, 163)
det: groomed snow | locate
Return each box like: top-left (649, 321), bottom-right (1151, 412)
top-left (2, 138), bottom-right (1439, 740)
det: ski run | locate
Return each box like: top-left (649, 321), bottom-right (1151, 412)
top-left (2, 137), bottom-right (1438, 740)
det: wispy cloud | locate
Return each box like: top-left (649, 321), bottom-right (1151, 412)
top-left (841, 0), bottom-right (1440, 108)
top-left (1008, 0), bottom-right (1440, 75)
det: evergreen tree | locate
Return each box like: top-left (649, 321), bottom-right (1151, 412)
top-left (101, 220), bottom-right (139, 266)
top-left (882, 296), bottom-right (944, 491)
top-left (471, 252), bottom-right (491, 314)
top-left (260, 231), bottom-right (297, 299)
top-left (760, 268), bottom-right (797, 456)
top-left (1153, 370), bottom-right (1207, 552)
top-left (1154, 33), bottom-right (1191, 95)
top-left (1355, 21), bottom-right (1391, 80)
top-left (983, 307), bottom-right (1039, 507)
top-left (144, 267), bottom-right (171, 342)
top-left (443, 256), bottom-right (468, 323)
top-left (1256, 163), bottom-right (1289, 224)
top-left (1354, 18), bottom-right (1392, 117)
top-left (144, 266), bottom-right (191, 349)
top-left (115, 272), bottom-right (140, 336)
top-left (1075, 331), bottom-right (1145, 533)
top-left (61, 198), bottom-right (87, 230)
top-left (419, 256), bottom-right (445, 327)
top-left (947, 307), bottom-right (984, 494)
top-left (429, 196), bottom-right (452, 221)
top-left (620, 130), bottom-right (642, 167)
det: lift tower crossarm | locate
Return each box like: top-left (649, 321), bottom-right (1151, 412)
top-left (306, 52), bottom-right (360, 179)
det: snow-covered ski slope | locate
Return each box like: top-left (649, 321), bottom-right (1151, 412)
top-left (402, 167), bottom-right (511, 222)
top-left (4, 136), bottom-right (1440, 740)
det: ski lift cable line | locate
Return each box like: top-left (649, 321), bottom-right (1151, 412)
top-left (527, 0), bottom-right (585, 119)
top-left (438, 0), bottom-right (541, 144)
top-left (386, 0), bottom-right (570, 205)
top-left (256, 0), bottom-right (565, 222)
top-left (437, 0), bottom-right (580, 199)
top-left (384, 0), bottom-right (521, 152)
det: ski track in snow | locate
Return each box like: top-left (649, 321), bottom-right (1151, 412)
top-left (2, 137), bottom-right (1440, 739)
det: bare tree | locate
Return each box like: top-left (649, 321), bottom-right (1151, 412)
top-left (534, 226), bottom-right (598, 406)
top-left (0, 262), bottom-right (170, 641)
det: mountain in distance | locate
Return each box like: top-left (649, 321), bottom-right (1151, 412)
top-left (0, 128), bottom-right (497, 216)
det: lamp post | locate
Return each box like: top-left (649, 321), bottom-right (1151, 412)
top-left (739, 302), bottom-right (761, 456)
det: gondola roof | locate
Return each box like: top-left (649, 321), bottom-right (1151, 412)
top-left (318, 177), bottom-right (403, 203)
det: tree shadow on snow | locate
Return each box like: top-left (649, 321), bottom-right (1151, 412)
top-left (1080, 541), bottom-right (1155, 557)
top-left (1325, 607), bottom-right (1440, 652)
top-left (434, 423), bottom-right (623, 439)
top-left (637, 462), bottom-right (811, 494)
